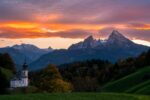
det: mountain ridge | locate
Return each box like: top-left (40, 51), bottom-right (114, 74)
top-left (30, 30), bottom-right (149, 70)
top-left (0, 44), bottom-right (53, 69)
top-left (69, 30), bottom-right (136, 50)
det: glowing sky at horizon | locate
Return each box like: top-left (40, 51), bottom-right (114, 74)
top-left (1, 37), bottom-right (150, 49)
top-left (0, 0), bottom-right (150, 48)
top-left (0, 37), bottom-right (83, 49)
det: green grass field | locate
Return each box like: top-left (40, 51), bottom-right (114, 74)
top-left (135, 84), bottom-right (150, 95)
top-left (102, 67), bottom-right (150, 93)
top-left (1, 67), bottom-right (149, 100)
top-left (0, 93), bottom-right (150, 100)
top-left (125, 80), bottom-right (150, 94)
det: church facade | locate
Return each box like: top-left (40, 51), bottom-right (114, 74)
top-left (10, 62), bottom-right (29, 88)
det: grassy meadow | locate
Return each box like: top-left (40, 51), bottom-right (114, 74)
top-left (0, 93), bottom-right (150, 100)
top-left (102, 67), bottom-right (150, 94)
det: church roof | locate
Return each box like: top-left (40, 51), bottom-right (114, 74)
top-left (23, 62), bottom-right (28, 70)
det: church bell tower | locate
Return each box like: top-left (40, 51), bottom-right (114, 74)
top-left (21, 60), bottom-right (29, 87)
top-left (22, 61), bottom-right (28, 78)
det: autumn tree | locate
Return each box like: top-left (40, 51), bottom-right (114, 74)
top-left (31, 64), bottom-right (72, 92)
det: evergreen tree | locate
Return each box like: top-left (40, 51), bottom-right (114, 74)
top-left (0, 53), bottom-right (16, 73)
top-left (0, 68), bottom-right (9, 94)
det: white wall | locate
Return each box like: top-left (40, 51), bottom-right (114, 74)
top-left (10, 78), bottom-right (28, 88)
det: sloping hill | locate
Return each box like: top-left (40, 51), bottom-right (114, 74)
top-left (125, 80), bottom-right (150, 94)
top-left (135, 84), bottom-right (150, 95)
top-left (101, 67), bottom-right (150, 93)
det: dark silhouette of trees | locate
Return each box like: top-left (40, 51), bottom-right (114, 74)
top-left (59, 49), bottom-right (150, 92)
top-left (0, 68), bottom-right (9, 94)
top-left (0, 53), bottom-right (15, 94)
top-left (30, 49), bottom-right (150, 92)
top-left (0, 53), bottom-right (16, 73)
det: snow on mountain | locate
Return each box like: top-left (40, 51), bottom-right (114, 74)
top-left (68, 35), bottom-right (100, 50)
top-left (69, 30), bottom-right (135, 50)
top-left (12, 44), bottom-right (39, 51)
top-left (12, 44), bottom-right (53, 62)
top-left (107, 30), bottom-right (134, 46)
top-left (30, 30), bottom-right (149, 70)
top-left (0, 44), bottom-right (53, 69)
top-left (12, 44), bottom-right (53, 54)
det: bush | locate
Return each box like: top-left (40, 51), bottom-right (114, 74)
top-left (8, 86), bottom-right (39, 94)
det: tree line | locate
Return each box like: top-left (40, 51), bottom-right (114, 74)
top-left (0, 49), bottom-right (150, 94)
top-left (59, 49), bottom-right (150, 91)
top-left (31, 49), bottom-right (150, 92)
top-left (0, 53), bottom-right (15, 94)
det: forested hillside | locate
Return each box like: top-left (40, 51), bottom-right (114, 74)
top-left (29, 49), bottom-right (150, 93)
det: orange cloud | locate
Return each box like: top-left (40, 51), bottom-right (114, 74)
top-left (125, 23), bottom-right (150, 30)
top-left (0, 21), bottom-right (150, 40)
top-left (110, 24), bottom-right (150, 30)
top-left (0, 22), bottom-right (39, 29)
top-left (0, 21), bottom-right (106, 34)
top-left (133, 24), bottom-right (150, 30)
top-left (44, 24), bottom-right (105, 31)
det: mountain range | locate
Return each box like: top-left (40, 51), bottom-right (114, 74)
top-left (29, 30), bottom-right (149, 70)
top-left (0, 44), bottom-right (53, 69)
top-left (0, 30), bottom-right (149, 70)
top-left (69, 30), bottom-right (135, 50)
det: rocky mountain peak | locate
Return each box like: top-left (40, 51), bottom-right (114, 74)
top-left (107, 30), bottom-right (133, 44)
top-left (84, 35), bottom-right (94, 42)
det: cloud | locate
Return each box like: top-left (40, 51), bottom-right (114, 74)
top-left (121, 29), bottom-right (150, 41)
top-left (0, 1), bottom-right (34, 21)
top-left (0, 26), bottom-right (91, 39)
top-left (0, 0), bottom-right (149, 24)
top-left (42, 0), bottom-right (150, 25)
top-left (0, 0), bottom-right (149, 43)
top-left (0, 22), bottom-right (149, 42)
top-left (98, 24), bottom-right (150, 41)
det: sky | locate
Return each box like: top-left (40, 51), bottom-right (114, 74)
top-left (0, 0), bottom-right (150, 49)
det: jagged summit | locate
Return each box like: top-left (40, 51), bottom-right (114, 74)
top-left (112, 30), bottom-right (122, 35)
top-left (84, 35), bottom-right (94, 42)
top-left (68, 30), bottom-right (136, 50)
top-left (83, 35), bottom-right (97, 45)
top-left (68, 35), bottom-right (100, 50)
top-left (31, 29), bottom-right (149, 70)
top-left (109, 30), bottom-right (124, 38)
top-left (107, 30), bottom-right (133, 45)
top-left (108, 30), bottom-right (128, 40)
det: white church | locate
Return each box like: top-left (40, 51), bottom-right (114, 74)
top-left (10, 62), bottom-right (29, 88)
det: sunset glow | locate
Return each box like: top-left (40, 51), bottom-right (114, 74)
top-left (0, 0), bottom-right (149, 48)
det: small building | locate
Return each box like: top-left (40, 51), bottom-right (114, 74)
top-left (10, 62), bottom-right (29, 88)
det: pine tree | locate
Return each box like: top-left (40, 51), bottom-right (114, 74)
top-left (0, 53), bottom-right (16, 73)
top-left (0, 68), bottom-right (9, 94)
